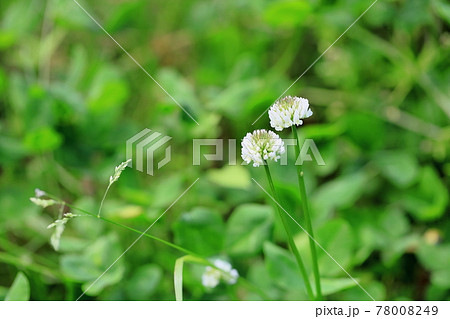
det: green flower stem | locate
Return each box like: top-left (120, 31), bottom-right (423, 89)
top-left (292, 126), bottom-right (322, 300)
top-left (263, 163), bottom-right (314, 300)
top-left (45, 193), bottom-right (269, 300)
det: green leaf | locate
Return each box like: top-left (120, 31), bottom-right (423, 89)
top-left (401, 166), bottom-right (449, 221)
top-left (0, 135), bottom-right (27, 164)
top-left (1, 0), bottom-right (40, 37)
top-left (416, 242), bottom-right (450, 272)
top-left (87, 66), bottom-right (129, 114)
top-left (247, 261), bottom-right (279, 300)
top-left (125, 265), bottom-right (162, 300)
top-left (431, 269), bottom-right (450, 289)
top-left (5, 272), bottom-right (30, 301)
top-left (312, 172), bottom-right (368, 214)
top-left (321, 278), bottom-right (357, 296)
top-left (0, 30), bottom-right (16, 50)
top-left (60, 254), bottom-right (99, 281)
top-left (23, 126), bottom-right (62, 153)
top-left (263, 241), bottom-right (305, 291)
top-left (345, 113), bottom-right (386, 151)
top-left (60, 234), bottom-right (125, 296)
top-left (210, 79), bottom-right (261, 118)
top-left (151, 175), bottom-right (183, 208)
top-left (342, 207), bottom-right (412, 267)
top-left (225, 204), bottom-right (274, 257)
top-left (302, 122), bottom-right (346, 140)
top-left (157, 69), bottom-right (200, 115)
top-left (373, 151), bottom-right (419, 187)
top-left (173, 207), bottom-right (224, 255)
top-left (264, 0), bottom-right (312, 28)
top-left (0, 286), bottom-right (8, 300)
top-left (335, 281), bottom-right (386, 301)
top-left (52, 0), bottom-right (92, 29)
top-left (432, 0), bottom-right (450, 24)
top-left (207, 165), bottom-right (251, 190)
top-left (315, 219), bottom-right (355, 277)
top-left (105, 2), bottom-right (147, 32)
top-left (71, 197), bottom-right (105, 239)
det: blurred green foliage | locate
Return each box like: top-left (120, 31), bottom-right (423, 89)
top-left (0, 0), bottom-right (449, 301)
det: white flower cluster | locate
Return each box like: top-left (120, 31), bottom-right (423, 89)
top-left (241, 129), bottom-right (285, 167)
top-left (268, 96), bottom-right (312, 131)
top-left (241, 96), bottom-right (312, 167)
top-left (201, 259), bottom-right (239, 288)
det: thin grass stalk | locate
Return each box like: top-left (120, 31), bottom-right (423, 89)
top-left (97, 184), bottom-right (111, 218)
top-left (263, 162), bottom-right (314, 300)
top-left (292, 126), bottom-right (322, 300)
top-left (45, 193), bottom-right (269, 300)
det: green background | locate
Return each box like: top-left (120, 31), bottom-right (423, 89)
top-left (0, 0), bottom-right (449, 301)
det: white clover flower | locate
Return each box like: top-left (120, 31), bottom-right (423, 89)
top-left (201, 259), bottom-right (239, 288)
top-left (268, 96), bottom-right (313, 131)
top-left (241, 129), bottom-right (285, 167)
top-left (201, 267), bottom-right (221, 288)
top-left (225, 268), bottom-right (239, 285)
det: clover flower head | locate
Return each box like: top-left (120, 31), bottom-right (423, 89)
top-left (268, 96), bottom-right (313, 131)
top-left (241, 129), bottom-right (285, 167)
top-left (201, 259), bottom-right (239, 288)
